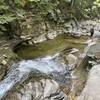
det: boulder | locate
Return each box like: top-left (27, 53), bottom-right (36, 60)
top-left (77, 64), bottom-right (100, 100)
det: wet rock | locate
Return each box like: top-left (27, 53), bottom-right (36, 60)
top-left (47, 30), bottom-right (58, 40)
top-left (28, 41), bottom-right (33, 45)
top-left (70, 40), bottom-right (98, 97)
top-left (70, 48), bottom-right (79, 54)
top-left (33, 34), bottom-right (47, 43)
top-left (66, 54), bottom-right (78, 70)
top-left (20, 36), bottom-right (26, 39)
top-left (77, 64), bottom-right (100, 100)
top-left (94, 31), bottom-right (100, 38)
top-left (5, 79), bottom-right (68, 100)
top-left (0, 39), bottom-right (17, 81)
top-left (78, 20), bottom-right (100, 37)
top-left (87, 40), bottom-right (100, 59)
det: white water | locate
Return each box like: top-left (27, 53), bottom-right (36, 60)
top-left (0, 53), bottom-right (70, 100)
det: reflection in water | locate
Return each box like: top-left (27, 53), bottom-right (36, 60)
top-left (13, 34), bottom-right (86, 59)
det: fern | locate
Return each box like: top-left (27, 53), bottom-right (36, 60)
top-left (0, 15), bottom-right (16, 24)
top-left (0, 0), bottom-right (16, 34)
top-left (0, 0), bottom-right (99, 36)
top-left (0, 5), bottom-right (9, 10)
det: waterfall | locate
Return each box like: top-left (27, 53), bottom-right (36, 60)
top-left (0, 53), bottom-right (71, 99)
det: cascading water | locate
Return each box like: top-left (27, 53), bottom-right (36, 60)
top-left (0, 53), bottom-right (71, 100)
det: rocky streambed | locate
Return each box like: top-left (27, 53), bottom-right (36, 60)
top-left (0, 34), bottom-right (86, 100)
top-left (0, 20), bottom-right (100, 100)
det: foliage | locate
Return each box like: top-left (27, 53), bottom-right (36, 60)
top-left (72, 0), bottom-right (100, 19)
top-left (0, 0), bottom-right (100, 36)
top-left (0, 0), bottom-right (16, 34)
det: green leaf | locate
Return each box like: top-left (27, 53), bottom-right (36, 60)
top-left (0, 15), bottom-right (16, 24)
top-left (0, 5), bottom-right (9, 10)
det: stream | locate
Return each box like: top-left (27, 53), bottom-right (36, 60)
top-left (0, 32), bottom-right (100, 100)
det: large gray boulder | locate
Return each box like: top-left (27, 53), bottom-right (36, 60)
top-left (77, 64), bottom-right (100, 100)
